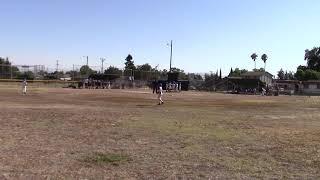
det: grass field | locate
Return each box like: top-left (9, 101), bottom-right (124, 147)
top-left (0, 87), bottom-right (320, 179)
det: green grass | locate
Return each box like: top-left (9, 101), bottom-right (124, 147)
top-left (83, 152), bottom-right (130, 166)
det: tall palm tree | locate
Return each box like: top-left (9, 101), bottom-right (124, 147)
top-left (251, 53), bottom-right (258, 70)
top-left (261, 54), bottom-right (268, 72)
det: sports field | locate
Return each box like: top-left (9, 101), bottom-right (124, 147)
top-left (0, 87), bottom-right (320, 179)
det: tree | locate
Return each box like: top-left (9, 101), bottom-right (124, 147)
top-left (80, 65), bottom-right (95, 76)
top-left (104, 66), bottom-right (121, 75)
top-left (170, 67), bottom-right (188, 80)
top-left (297, 65), bottom-right (307, 71)
top-left (304, 69), bottom-right (320, 80)
top-left (261, 54), bottom-right (268, 71)
top-left (135, 63), bottom-right (153, 80)
top-left (305, 47), bottom-right (320, 71)
top-left (189, 73), bottom-right (203, 81)
top-left (124, 54), bottom-right (135, 70)
top-left (104, 66), bottom-right (122, 80)
top-left (17, 71), bottom-right (34, 80)
top-left (230, 68), bottom-right (248, 77)
top-left (219, 69), bottom-right (222, 79)
top-left (136, 63), bottom-right (152, 72)
top-left (251, 53), bottom-right (258, 70)
top-left (277, 68), bottom-right (285, 80)
top-left (228, 68), bottom-right (233, 77)
top-left (295, 69), bottom-right (305, 81)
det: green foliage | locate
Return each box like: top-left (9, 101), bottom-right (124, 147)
top-left (83, 152), bottom-right (129, 166)
top-left (134, 63), bottom-right (153, 80)
top-left (295, 69), bottom-right (320, 80)
top-left (170, 67), bottom-right (188, 80)
top-left (284, 71), bottom-right (295, 80)
top-left (104, 66), bottom-right (121, 75)
top-left (305, 47), bottom-right (320, 71)
top-left (124, 54), bottom-right (135, 70)
top-left (189, 73), bottom-right (203, 81)
top-left (229, 68), bottom-right (233, 76)
top-left (229, 68), bottom-right (248, 77)
top-left (0, 57), bottom-right (20, 78)
top-left (278, 69), bottom-right (285, 80)
top-left (253, 68), bottom-right (265, 72)
top-left (136, 63), bottom-right (152, 72)
top-left (304, 69), bottom-right (320, 80)
top-left (261, 54), bottom-right (268, 63)
top-left (80, 65), bottom-right (95, 76)
top-left (251, 53), bottom-right (258, 61)
top-left (17, 71), bottom-right (34, 80)
top-left (203, 73), bottom-right (218, 91)
top-left (295, 69), bottom-right (305, 81)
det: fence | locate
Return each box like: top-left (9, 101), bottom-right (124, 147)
top-left (0, 64), bottom-right (226, 90)
top-left (0, 64), bottom-right (167, 82)
top-left (0, 64), bottom-right (45, 79)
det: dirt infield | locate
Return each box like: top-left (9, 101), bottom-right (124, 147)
top-left (0, 88), bottom-right (320, 179)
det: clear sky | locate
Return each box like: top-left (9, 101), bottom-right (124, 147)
top-left (1, 0), bottom-right (319, 75)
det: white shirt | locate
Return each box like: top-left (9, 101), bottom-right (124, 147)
top-left (159, 86), bottom-right (163, 95)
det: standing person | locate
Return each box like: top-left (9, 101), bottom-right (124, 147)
top-left (108, 81), bottom-right (111, 89)
top-left (157, 83), bottom-right (164, 105)
top-left (152, 81), bottom-right (156, 94)
top-left (22, 79), bottom-right (28, 95)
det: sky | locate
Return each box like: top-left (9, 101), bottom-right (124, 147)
top-left (1, 0), bottom-right (320, 75)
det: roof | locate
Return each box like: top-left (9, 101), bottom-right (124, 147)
top-left (241, 71), bottom-right (273, 77)
top-left (274, 79), bottom-right (300, 83)
top-left (303, 80), bottom-right (320, 83)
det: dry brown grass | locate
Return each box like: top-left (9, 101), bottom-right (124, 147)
top-left (0, 88), bottom-right (320, 179)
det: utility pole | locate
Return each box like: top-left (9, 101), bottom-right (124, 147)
top-left (72, 64), bottom-right (75, 81)
top-left (56, 60), bottom-right (59, 79)
top-left (170, 40), bottom-right (173, 72)
top-left (56, 60), bottom-right (59, 72)
top-left (86, 56), bottom-right (89, 66)
top-left (100, 58), bottom-right (106, 74)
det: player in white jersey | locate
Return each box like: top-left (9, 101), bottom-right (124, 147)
top-left (158, 83), bottom-right (164, 105)
top-left (22, 79), bottom-right (28, 95)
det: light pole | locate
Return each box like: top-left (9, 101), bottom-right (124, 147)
top-left (82, 56), bottom-right (89, 77)
top-left (167, 40), bottom-right (173, 72)
top-left (82, 56), bottom-right (89, 66)
top-left (100, 58), bottom-right (106, 74)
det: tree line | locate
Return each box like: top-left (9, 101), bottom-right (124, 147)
top-left (277, 47), bottom-right (320, 81)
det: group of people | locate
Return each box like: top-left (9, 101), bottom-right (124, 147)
top-left (166, 82), bottom-right (182, 92)
top-left (81, 79), bottom-right (111, 89)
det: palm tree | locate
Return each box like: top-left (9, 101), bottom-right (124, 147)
top-left (251, 53), bottom-right (258, 70)
top-left (261, 54), bottom-right (268, 71)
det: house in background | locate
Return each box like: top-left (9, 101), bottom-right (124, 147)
top-left (240, 71), bottom-right (273, 86)
top-left (274, 79), bottom-right (320, 95)
top-left (302, 81), bottom-right (320, 95)
top-left (228, 71), bottom-right (273, 92)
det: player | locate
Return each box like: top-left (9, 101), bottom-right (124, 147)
top-left (157, 83), bottom-right (164, 105)
top-left (22, 79), bottom-right (28, 95)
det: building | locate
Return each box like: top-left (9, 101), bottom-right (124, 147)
top-left (274, 80), bottom-right (320, 95)
top-left (228, 71), bottom-right (273, 92)
top-left (302, 81), bottom-right (320, 94)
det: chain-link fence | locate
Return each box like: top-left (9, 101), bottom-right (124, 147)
top-left (0, 64), bottom-right (46, 79)
top-left (1, 64), bottom-right (229, 91)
